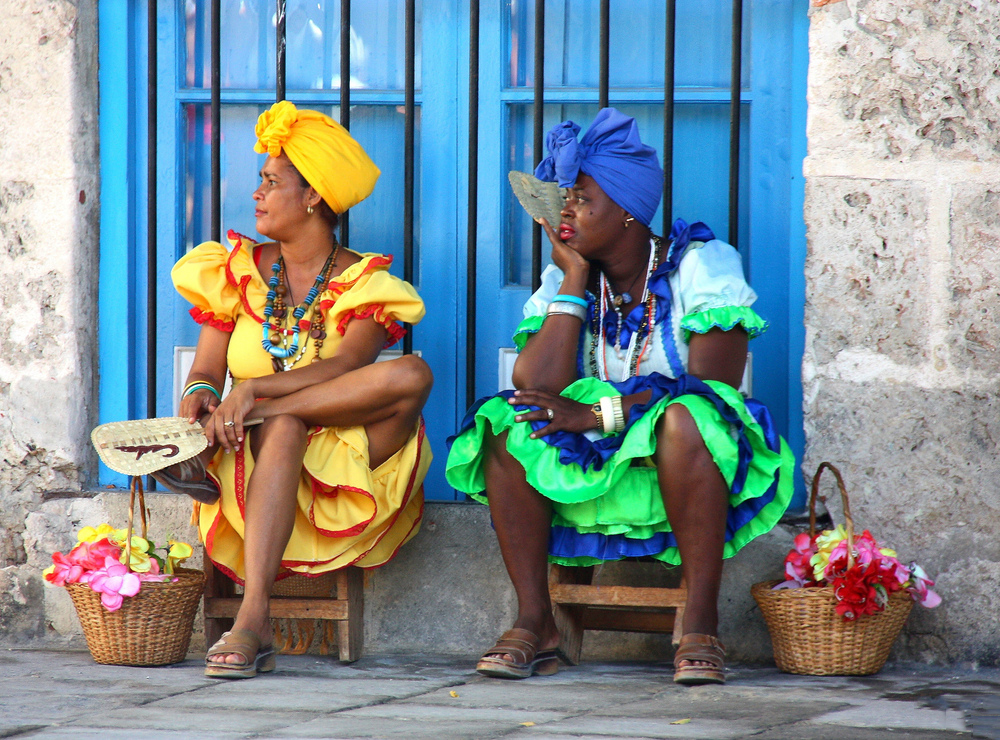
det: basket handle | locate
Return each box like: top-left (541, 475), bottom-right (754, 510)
top-left (124, 476), bottom-right (149, 570)
top-left (808, 462), bottom-right (855, 569)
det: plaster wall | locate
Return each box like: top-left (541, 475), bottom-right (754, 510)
top-left (0, 0), bottom-right (100, 639)
top-left (804, 0), bottom-right (1000, 663)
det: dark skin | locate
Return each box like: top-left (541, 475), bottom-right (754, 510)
top-left (484, 174), bottom-right (747, 670)
top-left (176, 154), bottom-right (433, 665)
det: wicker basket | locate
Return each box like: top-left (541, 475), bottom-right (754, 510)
top-left (752, 462), bottom-right (914, 676)
top-left (66, 477), bottom-right (205, 666)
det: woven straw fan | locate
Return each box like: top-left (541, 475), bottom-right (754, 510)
top-left (508, 171), bottom-right (568, 229)
top-left (92, 416), bottom-right (262, 476)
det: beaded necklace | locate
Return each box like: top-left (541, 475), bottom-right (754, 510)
top-left (589, 237), bottom-right (661, 382)
top-left (262, 242), bottom-right (339, 372)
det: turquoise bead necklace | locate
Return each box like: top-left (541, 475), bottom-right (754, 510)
top-left (261, 242), bottom-right (339, 371)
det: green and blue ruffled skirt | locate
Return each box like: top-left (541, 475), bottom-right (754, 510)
top-left (445, 373), bottom-right (794, 566)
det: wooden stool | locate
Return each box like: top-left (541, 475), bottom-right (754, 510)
top-left (548, 562), bottom-right (687, 665)
top-left (202, 556), bottom-right (364, 662)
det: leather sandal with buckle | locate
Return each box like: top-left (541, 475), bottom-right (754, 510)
top-left (204, 629), bottom-right (276, 679)
top-left (476, 628), bottom-right (559, 679)
top-left (673, 633), bottom-right (726, 685)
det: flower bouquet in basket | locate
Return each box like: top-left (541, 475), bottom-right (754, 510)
top-left (751, 462), bottom-right (941, 676)
top-left (43, 477), bottom-right (205, 666)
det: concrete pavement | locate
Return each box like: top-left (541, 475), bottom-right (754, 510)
top-left (1, 648), bottom-right (997, 739)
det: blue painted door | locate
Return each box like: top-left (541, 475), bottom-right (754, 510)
top-left (100, 0), bottom-right (806, 501)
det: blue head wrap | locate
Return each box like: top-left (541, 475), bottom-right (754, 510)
top-left (534, 108), bottom-right (663, 227)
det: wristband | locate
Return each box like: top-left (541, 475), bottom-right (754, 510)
top-left (598, 396), bottom-right (617, 435)
top-left (183, 381), bottom-right (221, 401)
top-left (610, 395), bottom-right (625, 433)
top-left (553, 294), bottom-right (588, 309)
top-left (546, 301), bottom-right (587, 322)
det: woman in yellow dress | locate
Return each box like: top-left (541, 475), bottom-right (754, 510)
top-left (154, 101), bottom-right (432, 678)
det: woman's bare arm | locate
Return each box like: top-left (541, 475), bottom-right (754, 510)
top-left (686, 327), bottom-right (749, 389)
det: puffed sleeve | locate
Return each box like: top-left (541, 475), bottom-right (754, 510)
top-left (512, 264), bottom-right (565, 351)
top-left (675, 239), bottom-right (769, 342)
top-left (171, 241), bottom-right (243, 332)
top-left (325, 255), bottom-right (426, 348)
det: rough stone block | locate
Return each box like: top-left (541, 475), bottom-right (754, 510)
top-left (804, 379), bottom-right (1000, 663)
top-left (948, 183), bottom-right (1000, 374)
top-left (808, 0), bottom-right (1000, 162)
top-left (804, 178), bottom-right (930, 365)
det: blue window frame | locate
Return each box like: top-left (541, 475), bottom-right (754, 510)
top-left (99, 0), bottom-right (808, 503)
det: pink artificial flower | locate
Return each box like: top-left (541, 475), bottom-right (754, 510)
top-left (906, 563), bottom-right (942, 608)
top-left (87, 556), bottom-right (142, 611)
top-left (69, 538), bottom-right (122, 573)
top-left (783, 532), bottom-right (819, 586)
top-left (44, 552), bottom-right (85, 586)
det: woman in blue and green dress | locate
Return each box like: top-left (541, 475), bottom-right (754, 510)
top-left (445, 108), bottom-right (793, 685)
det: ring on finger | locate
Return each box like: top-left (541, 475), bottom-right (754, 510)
top-left (224, 421), bottom-right (236, 428)
top-left (545, 408), bottom-right (555, 421)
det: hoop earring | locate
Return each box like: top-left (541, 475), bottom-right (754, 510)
top-left (307, 205), bottom-right (315, 215)
top-left (624, 215), bottom-right (635, 228)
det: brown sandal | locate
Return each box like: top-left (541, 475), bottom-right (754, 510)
top-left (673, 633), bottom-right (726, 685)
top-left (204, 629), bottom-right (276, 679)
top-left (476, 628), bottom-right (559, 679)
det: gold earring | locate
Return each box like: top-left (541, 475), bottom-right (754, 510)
top-left (624, 216), bottom-right (635, 228)
top-left (307, 205), bottom-right (314, 214)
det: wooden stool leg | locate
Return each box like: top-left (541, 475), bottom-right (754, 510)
top-left (671, 576), bottom-right (688, 645)
top-left (549, 564), bottom-right (594, 665)
top-left (336, 567), bottom-right (364, 663)
top-left (203, 554), bottom-right (235, 648)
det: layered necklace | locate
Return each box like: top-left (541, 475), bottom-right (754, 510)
top-left (590, 237), bottom-right (661, 382)
top-left (261, 242), bottom-right (339, 372)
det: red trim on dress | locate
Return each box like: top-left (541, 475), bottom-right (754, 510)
top-left (349, 417), bottom-right (426, 566)
top-left (189, 307), bottom-right (235, 333)
top-left (335, 304), bottom-right (408, 348)
top-left (224, 232), bottom-right (266, 324)
top-left (234, 446), bottom-right (247, 517)
top-left (327, 254), bottom-right (393, 296)
top-left (307, 477), bottom-right (377, 538)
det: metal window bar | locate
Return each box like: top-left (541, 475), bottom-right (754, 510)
top-left (210, 0), bottom-right (221, 242)
top-left (598, 0), bottom-right (609, 109)
top-left (276, 0), bottom-right (286, 101)
top-left (403, 0), bottom-right (416, 355)
top-left (662, 0), bottom-right (676, 236)
top-left (467, 0), bottom-right (480, 407)
top-left (147, 0), bottom-right (159, 489)
top-left (340, 0), bottom-right (351, 250)
top-left (530, 0), bottom-right (544, 292)
top-left (729, 0), bottom-right (743, 248)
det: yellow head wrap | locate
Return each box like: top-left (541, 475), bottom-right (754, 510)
top-left (254, 101), bottom-right (380, 214)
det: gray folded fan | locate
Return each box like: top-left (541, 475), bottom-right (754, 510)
top-left (508, 171), bottom-right (568, 228)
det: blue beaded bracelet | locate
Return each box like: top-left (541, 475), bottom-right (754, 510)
top-left (553, 294), bottom-right (588, 308)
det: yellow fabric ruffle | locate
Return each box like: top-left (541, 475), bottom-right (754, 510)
top-left (200, 418), bottom-right (429, 583)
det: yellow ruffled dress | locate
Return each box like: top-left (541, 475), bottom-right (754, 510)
top-left (171, 231), bottom-right (431, 584)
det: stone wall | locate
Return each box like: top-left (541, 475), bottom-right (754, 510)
top-left (0, 0), bottom-right (100, 640)
top-left (804, 0), bottom-right (1000, 664)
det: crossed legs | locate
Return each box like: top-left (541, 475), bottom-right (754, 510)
top-left (207, 355), bottom-right (432, 665)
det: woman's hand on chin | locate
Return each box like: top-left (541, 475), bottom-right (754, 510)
top-left (538, 218), bottom-right (589, 285)
top-left (206, 379), bottom-right (258, 452)
top-left (508, 388), bottom-right (599, 439)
